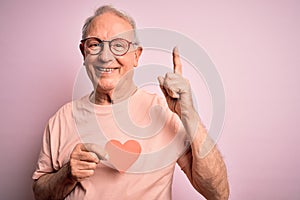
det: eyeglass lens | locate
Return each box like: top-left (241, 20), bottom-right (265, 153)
top-left (85, 38), bottom-right (130, 56)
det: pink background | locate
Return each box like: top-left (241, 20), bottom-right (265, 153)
top-left (1, 0), bottom-right (299, 199)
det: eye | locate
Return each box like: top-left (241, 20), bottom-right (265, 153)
top-left (115, 43), bottom-right (124, 48)
top-left (85, 39), bottom-right (101, 49)
top-left (111, 39), bottom-right (128, 52)
top-left (88, 42), bottom-right (100, 48)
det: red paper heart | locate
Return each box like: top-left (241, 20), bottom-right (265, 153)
top-left (105, 140), bottom-right (141, 172)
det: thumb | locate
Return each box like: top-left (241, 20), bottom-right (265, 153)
top-left (157, 76), bottom-right (164, 86)
top-left (157, 76), bottom-right (168, 98)
top-left (84, 143), bottom-right (109, 161)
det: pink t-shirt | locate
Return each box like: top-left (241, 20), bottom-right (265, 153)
top-left (33, 89), bottom-right (188, 200)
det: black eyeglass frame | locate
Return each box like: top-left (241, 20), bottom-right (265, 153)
top-left (80, 37), bottom-right (138, 56)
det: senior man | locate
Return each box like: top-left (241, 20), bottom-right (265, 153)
top-left (32, 5), bottom-right (229, 200)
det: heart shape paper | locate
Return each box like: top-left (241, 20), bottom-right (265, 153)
top-left (104, 140), bottom-right (141, 172)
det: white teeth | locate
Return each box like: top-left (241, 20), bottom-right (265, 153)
top-left (97, 67), bottom-right (115, 72)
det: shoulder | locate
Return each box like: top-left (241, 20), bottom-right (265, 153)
top-left (48, 95), bottom-right (89, 128)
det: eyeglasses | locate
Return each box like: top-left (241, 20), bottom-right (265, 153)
top-left (81, 37), bottom-right (137, 56)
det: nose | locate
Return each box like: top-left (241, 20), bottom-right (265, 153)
top-left (98, 42), bottom-right (114, 63)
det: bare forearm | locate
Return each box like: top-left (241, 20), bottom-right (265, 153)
top-left (181, 111), bottom-right (229, 199)
top-left (32, 163), bottom-right (77, 200)
top-left (191, 134), bottom-right (229, 199)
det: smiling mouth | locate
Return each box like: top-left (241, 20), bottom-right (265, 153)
top-left (96, 66), bottom-right (119, 73)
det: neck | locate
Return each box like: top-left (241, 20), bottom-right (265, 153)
top-left (90, 90), bottom-right (113, 105)
top-left (90, 80), bottom-right (137, 105)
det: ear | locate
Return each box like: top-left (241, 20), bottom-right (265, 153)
top-left (133, 46), bottom-right (143, 67)
top-left (79, 43), bottom-right (86, 60)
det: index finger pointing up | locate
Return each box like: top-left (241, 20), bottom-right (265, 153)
top-left (173, 46), bottom-right (182, 75)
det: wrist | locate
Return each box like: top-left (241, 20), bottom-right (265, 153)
top-left (65, 162), bottom-right (77, 184)
top-left (180, 108), bottom-right (198, 122)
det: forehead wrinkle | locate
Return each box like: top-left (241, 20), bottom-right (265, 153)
top-left (86, 12), bottom-right (133, 40)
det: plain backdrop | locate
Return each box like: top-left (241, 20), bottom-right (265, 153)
top-left (0, 0), bottom-right (299, 199)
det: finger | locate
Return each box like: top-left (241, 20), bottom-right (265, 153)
top-left (158, 76), bottom-right (180, 99)
top-left (72, 143), bottom-right (100, 163)
top-left (173, 46), bottom-right (182, 75)
top-left (70, 159), bottom-right (98, 170)
top-left (77, 151), bottom-right (100, 163)
top-left (165, 87), bottom-right (180, 98)
top-left (89, 152), bottom-right (100, 161)
top-left (72, 169), bottom-right (95, 181)
top-left (84, 143), bottom-right (109, 161)
top-left (76, 143), bottom-right (88, 152)
top-left (157, 76), bottom-right (165, 86)
top-left (77, 160), bottom-right (98, 170)
top-left (157, 76), bottom-right (168, 98)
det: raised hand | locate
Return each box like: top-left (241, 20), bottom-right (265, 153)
top-left (157, 47), bottom-right (194, 118)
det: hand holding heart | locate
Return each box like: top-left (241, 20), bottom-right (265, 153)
top-left (158, 47), bottom-right (194, 118)
top-left (69, 143), bottom-right (108, 182)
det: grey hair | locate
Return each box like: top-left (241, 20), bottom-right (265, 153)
top-left (82, 5), bottom-right (138, 42)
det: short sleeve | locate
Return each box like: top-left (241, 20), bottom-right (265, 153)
top-left (32, 123), bottom-right (54, 180)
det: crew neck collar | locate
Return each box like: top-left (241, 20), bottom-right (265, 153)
top-left (84, 89), bottom-right (141, 114)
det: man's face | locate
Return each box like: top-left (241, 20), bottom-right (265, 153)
top-left (82, 12), bottom-right (142, 93)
